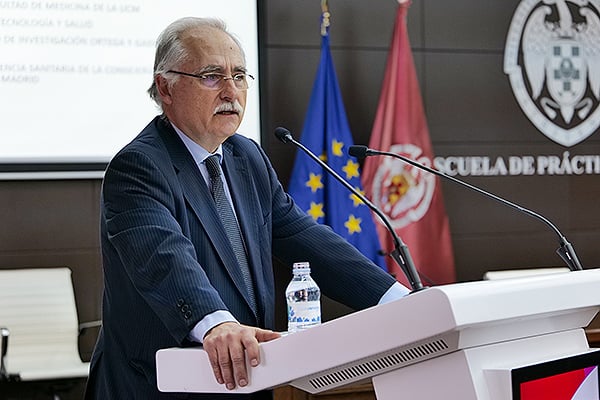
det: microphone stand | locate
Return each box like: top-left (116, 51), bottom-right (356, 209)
top-left (275, 128), bottom-right (425, 292)
top-left (351, 146), bottom-right (584, 272)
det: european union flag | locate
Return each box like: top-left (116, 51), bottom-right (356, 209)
top-left (288, 24), bottom-right (386, 271)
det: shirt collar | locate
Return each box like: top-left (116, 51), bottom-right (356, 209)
top-left (170, 122), bottom-right (223, 166)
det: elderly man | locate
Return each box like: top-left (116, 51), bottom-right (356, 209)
top-left (85, 17), bottom-right (408, 400)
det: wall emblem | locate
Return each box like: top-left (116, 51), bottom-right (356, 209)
top-left (371, 144), bottom-right (435, 229)
top-left (504, 0), bottom-right (600, 147)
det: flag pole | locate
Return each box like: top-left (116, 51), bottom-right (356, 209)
top-left (321, 0), bottom-right (330, 36)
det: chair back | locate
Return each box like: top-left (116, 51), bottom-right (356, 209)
top-left (0, 267), bottom-right (89, 380)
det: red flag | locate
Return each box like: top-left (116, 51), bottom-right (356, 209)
top-left (362, 1), bottom-right (456, 286)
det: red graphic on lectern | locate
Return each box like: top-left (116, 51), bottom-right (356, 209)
top-left (520, 366), bottom-right (599, 399)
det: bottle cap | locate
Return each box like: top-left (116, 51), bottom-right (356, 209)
top-left (292, 261), bottom-right (310, 273)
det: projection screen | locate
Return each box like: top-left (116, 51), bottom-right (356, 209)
top-left (0, 0), bottom-right (261, 179)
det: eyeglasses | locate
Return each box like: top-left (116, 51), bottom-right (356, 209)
top-left (167, 70), bottom-right (254, 90)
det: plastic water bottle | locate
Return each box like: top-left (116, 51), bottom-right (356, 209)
top-left (286, 262), bottom-right (321, 333)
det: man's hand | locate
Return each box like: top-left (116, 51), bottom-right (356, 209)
top-left (202, 322), bottom-right (281, 390)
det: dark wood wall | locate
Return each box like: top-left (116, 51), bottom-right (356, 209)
top-left (1, 2), bottom-right (599, 395)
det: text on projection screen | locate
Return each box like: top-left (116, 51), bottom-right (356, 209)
top-left (0, 1), bottom-right (260, 163)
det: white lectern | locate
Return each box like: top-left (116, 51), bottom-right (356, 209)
top-left (156, 269), bottom-right (600, 399)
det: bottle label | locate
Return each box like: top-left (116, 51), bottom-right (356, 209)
top-left (287, 300), bottom-right (321, 332)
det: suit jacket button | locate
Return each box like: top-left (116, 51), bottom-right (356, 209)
top-left (184, 311), bottom-right (192, 319)
top-left (181, 304), bottom-right (190, 312)
top-left (176, 298), bottom-right (185, 307)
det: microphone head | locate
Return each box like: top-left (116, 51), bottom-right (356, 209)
top-left (348, 145), bottom-right (369, 159)
top-left (274, 127), bottom-right (293, 144)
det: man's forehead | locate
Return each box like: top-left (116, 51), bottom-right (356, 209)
top-left (181, 26), bottom-right (244, 66)
top-left (182, 26), bottom-right (239, 52)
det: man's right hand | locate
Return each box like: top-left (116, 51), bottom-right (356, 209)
top-left (202, 322), bottom-right (281, 390)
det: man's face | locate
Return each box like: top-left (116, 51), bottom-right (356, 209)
top-left (158, 26), bottom-right (247, 152)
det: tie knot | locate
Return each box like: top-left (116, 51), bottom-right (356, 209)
top-left (205, 154), bottom-right (222, 179)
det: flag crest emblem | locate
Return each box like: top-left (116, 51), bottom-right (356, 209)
top-left (372, 144), bottom-right (435, 230)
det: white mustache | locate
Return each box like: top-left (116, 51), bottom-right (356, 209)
top-left (214, 101), bottom-right (244, 114)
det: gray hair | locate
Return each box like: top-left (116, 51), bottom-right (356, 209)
top-left (147, 17), bottom-right (246, 110)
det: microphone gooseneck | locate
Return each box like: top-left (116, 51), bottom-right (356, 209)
top-left (349, 145), bottom-right (584, 272)
top-left (275, 127), bottom-right (425, 292)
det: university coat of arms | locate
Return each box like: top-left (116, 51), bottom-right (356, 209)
top-left (504, 0), bottom-right (600, 147)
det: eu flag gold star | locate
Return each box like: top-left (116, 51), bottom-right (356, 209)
top-left (342, 159), bottom-right (360, 180)
top-left (344, 214), bottom-right (362, 234)
top-left (305, 173), bottom-right (324, 193)
top-left (332, 139), bottom-right (344, 157)
top-left (307, 202), bottom-right (325, 221)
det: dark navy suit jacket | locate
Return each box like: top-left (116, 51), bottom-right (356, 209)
top-left (85, 116), bottom-right (397, 399)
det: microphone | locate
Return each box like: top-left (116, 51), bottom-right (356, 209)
top-left (349, 145), bottom-right (584, 272)
top-left (274, 127), bottom-right (425, 292)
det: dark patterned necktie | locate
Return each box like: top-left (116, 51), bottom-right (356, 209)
top-left (204, 154), bottom-right (256, 308)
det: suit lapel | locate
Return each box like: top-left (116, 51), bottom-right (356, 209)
top-left (157, 120), bottom-right (258, 315)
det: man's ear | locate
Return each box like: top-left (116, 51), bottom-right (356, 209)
top-left (155, 75), bottom-right (173, 106)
